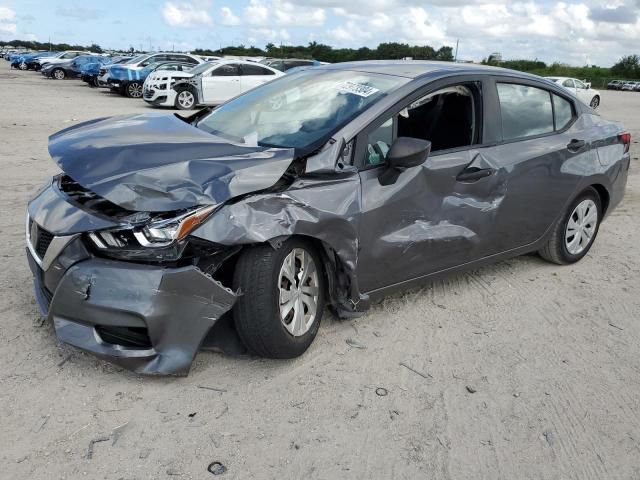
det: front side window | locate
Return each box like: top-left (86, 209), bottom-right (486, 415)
top-left (196, 70), bottom-right (408, 152)
top-left (497, 83), bottom-right (554, 140)
top-left (211, 64), bottom-right (240, 76)
top-left (363, 84), bottom-right (478, 166)
top-left (574, 79), bottom-right (586, 89)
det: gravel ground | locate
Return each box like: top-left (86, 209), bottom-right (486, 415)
top-left (1, 70), bottom-right (639, 480)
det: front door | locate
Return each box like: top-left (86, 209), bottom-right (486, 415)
top-left (355, 81), bottom-right (505, 293)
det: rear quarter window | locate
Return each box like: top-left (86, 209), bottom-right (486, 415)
top-left (552, 94), bottom-right (574, 130)
top-left (497, 83), bottom-right (554, 141)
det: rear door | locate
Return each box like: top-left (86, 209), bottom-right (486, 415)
top-left (201, 63), bottom-right (241, 104)
top-left (239, 64), bottom-right (277, 92)
top-left (482, 78), bottom-right (595, 253)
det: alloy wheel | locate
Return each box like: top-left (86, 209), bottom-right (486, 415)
top-left (177, 91), bottom-right (195, 109)
top-left (590, 96), bottom-right (600, 109)
top-left (19, 62), bottom-right (27, 70)
top-left (128, 83), bottom-right (143, 98)
top-left (53, 69), bottom-right (65, 80)
top-left (278, 248), bottom-right (319, 337)
top-left (565, 199), bottom-right (598, 255)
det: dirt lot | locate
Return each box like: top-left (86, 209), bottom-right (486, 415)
top-left (1, 69), bottom-right (639, 480)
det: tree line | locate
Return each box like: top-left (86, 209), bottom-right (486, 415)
top-left (193, 41), bottom-right (454, 63)
top-left (4, 37), bottom-right (639, 82)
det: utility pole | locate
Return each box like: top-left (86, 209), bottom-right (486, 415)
top-left (454, 39), bottom-right (459, 62)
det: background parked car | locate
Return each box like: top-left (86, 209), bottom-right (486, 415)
top-left (10, 51), bottom-right (51, 70)
top-left (41, 54), bottom-right (108, 80)
top-left (621, 81), bottom-right (640, 91)
top-left (109, 61), bottom-right (198, 98)
top-left (607, 80), bottom-right (624, 90)
top-left (545, 76), bottom-right (601, 108)
top-left (81, 56), bottom-right (132, 87)
top-left (170, 60), bottom-right (284, 109)
top-left (35, 50), bottom-right (91, 71)
top-left (142, 63), bottom-right (201, 106)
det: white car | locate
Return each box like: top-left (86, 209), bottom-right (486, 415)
top-left (144, 59), bottom-right (284, 109)
top-left (36, 51), bottom-right (91, 70)
top-left (545, 77), bottom-right (601, 109)
top-left (621, 81), bottom-right (640, 92)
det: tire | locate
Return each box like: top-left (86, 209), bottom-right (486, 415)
top-left (233, 238), bottom-right (325, 358)
top-left (539, 187), bottom-right (602, 265)
top-left (18, 61), bottom-right (27, 70)
top-left (53, 68), bottom-right (65, 80)
top-left (174, 89), bottom-right (196, 110)
top-left (590, 95), bottom-right (600, 109)
top-left (125, 81), bottom-right (143, 98)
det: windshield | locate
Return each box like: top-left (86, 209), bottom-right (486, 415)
top-left (125, 54), bottom-right (148, 65)
top-left (189, 61), bottom-right (218, 75)
top-left (196, 69), bottom-right (408, 151)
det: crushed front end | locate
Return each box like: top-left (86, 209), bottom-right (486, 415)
top-left (26, 176), bottom-right (238, 376)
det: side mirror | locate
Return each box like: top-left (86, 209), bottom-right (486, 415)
top-left (378, 137), bottom-right (431, 186)
top-left (386, 137), bottom-right (431, 170)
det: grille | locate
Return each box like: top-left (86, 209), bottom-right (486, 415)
top-left (95, 326), bottom-right (153, 350)
top-left (143, 89), bottom-right (155, 99)
top-left (30, 221), bottom-right (54, 259)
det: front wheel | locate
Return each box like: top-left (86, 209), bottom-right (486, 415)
top-left (233, 239), bottom-right (325, 358)
top-left (125, 81), bottom-right (143, 98)
top-left (53, 68), bottom-right (65, 80)
top-left (175, 89), bottom-right (196, 109)
top-left (590, 96), bottom-right (600, 109)
top-left (539, 187), bottom-right (602, 265)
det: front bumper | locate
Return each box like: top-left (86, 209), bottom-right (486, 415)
top-left (143, 86), bottom-right (175, 106)
top-left (25, 186), bottom-right (238, 375)
top-left (27, 246), bottom-right (237, 375)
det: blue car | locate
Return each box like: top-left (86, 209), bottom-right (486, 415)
top-left (107, 61), bottom-right (196, 98)
top-left (11, 51), bottom-right (58, 70)
top-left (41, 55), bottom-right (109, 80)
top-left (81, 56), bottom-right (132, 87)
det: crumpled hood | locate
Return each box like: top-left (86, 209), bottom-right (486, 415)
top-left (48, 113), bottom-right (296, 212)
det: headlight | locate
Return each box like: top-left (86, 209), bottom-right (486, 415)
top-left (88, 205), bottom-right (217, 259)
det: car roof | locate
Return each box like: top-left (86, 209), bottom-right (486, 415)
top-left (316, 60), bottom-right (543, 80)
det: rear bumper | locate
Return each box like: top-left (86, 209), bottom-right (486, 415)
top-left (27, 247), bottom-right (237, 375)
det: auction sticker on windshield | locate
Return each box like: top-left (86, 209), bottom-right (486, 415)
top-left (336, 81), bottom-right (380, 97)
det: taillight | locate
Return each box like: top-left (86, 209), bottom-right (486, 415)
top-left (619, 132), bottom-right (631, 154)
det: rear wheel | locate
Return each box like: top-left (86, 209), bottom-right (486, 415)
top-left (175, 89), bottom-right (196, 110)
top-left (233, 239), bottom-right (325, 358)
top-left (53, 68), bottom-right (65, 80)
top-left (539, 187), bottom-right (601, 264)
top-left (590, 95), bottom-right (600, 109)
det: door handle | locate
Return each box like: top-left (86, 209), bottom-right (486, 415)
top-left (567, 139), bottom-right (586, 152)
top-left (456, 167), bottom-right (495, 182)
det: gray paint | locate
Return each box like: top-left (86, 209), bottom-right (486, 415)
top-left (26, 61), bottom-right (630, 375)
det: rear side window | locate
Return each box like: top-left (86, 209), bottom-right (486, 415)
top-left (241, 64), bottom-right (275, 76)
top-left (553, 94), bottom-right (574, 130)
top-left (497, 83), bottom-right (554, 140)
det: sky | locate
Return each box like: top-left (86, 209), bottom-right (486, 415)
top-left (0, 0), bottom-right (639, 66)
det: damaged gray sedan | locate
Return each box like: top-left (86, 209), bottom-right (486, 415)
top-left (26, 61), bottom-right (630, 375)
